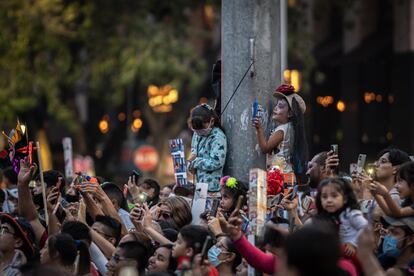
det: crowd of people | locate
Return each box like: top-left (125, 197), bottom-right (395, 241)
top-left (1, 83), bottom-right (414, 276)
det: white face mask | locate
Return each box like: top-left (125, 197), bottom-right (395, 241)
top-left (193, 120), bottom-right (214, 136)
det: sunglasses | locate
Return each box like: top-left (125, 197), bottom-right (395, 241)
top-left (158, 211), bottom-right (172, 220)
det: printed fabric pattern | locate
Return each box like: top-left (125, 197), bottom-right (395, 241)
top-left (190, 127), bottom-right (227, 192)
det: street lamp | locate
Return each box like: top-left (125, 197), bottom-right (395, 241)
top-left (131, 118), bottom-right (143, 133)
top-left (147, 85), bottom-right (179, 113)
top-left (99, 118), bottom-right (109, 134)
top-left (336, 100), bottom-right (346, 112)
top-left (283, 69), bottom-right (301, 92)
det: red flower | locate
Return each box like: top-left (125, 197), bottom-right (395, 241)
top-left (267, 167), bottom-right (284, 196)
top-left (275, 84), bottom-right (295, 95)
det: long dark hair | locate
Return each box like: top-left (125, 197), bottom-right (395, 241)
top-left (398, 161), bottom-right (414, 186)
top-left (47, 233), bottom-right (90, 275)
top-left (315, 178), bottom-right (359, 216)
top-left (290, 97), bottom-right (309, 184)
top-left (189, 104), bottom-right (221, 130)
top-left (158, 244), bottom-right (177, 272)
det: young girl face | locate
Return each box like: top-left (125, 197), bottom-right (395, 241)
top-left (220, 190), bottom-right (234, 212)
top-left (272, 98), bottom-right (290, 124)
top-left (396, 177), bottom-right (412, 199)
top-left (320, 184), bottom-right (345, 213)
top-left (148, 247), bottom-right (171, 272)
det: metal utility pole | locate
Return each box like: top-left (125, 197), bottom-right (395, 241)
top-left (222, 0), bottom-right (282, 183)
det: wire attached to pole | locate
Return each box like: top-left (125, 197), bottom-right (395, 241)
top-left (220, 61), bottom-right (255, 117)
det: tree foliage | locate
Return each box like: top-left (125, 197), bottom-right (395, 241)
top-left (0, 0), bottom-right (212, 133)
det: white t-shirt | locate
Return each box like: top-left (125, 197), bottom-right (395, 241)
top-left (339, 208), bottom-right (368, 247)
top-left (267, 122), bottom-right (294, 172)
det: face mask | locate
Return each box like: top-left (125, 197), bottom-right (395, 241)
top-left (195, 128), bottom-right (212, 136)
top-left (193, 120), bottom-right (214, 137)
top-left (382, 235), bottom-right (404, 257)
top-left (208, 245), bottom-right (222, 267)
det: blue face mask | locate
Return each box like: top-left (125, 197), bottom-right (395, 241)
top-left (382, 235), bottom-right (404, 257)
top-left (208, 245), bottom-right (222, 267)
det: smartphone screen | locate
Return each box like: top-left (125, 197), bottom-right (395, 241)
top-left (357, 154), bottom-right (367, 173)
top-left (331, 144), bottom-right (338, 155)
top-left (288, 186), bottom-right (298, 200)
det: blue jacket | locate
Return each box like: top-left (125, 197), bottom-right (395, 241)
top-left (189, 127), bottom-right (227, 192)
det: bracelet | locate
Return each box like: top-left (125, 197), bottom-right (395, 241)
top-left (215, 233), bottom-right (226, 239)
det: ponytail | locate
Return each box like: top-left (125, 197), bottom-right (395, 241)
top-left (47, 234), bottom-right (90, 275)
top-left (74, 240), bottom-right (90, 275)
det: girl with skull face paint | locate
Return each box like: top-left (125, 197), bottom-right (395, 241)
top-left (188, 104), bottom-right (227, 192)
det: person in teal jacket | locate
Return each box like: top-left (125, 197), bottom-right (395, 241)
top-left (188, 104), bottom-right (227, 192)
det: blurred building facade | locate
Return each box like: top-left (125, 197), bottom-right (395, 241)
top-left (304, 0), bottom-right (414, 166)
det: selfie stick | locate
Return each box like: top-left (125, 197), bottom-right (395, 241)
top-left (36, 141), bottom-right (49, 226)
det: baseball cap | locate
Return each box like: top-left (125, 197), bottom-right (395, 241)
top-left (0, 213), bottom-right (36, 258)
top-left (383, 216), bottom-right (414, 233)
top-left (273, 84), bottom-right (306, 114)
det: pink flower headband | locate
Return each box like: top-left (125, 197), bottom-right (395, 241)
top-left (220, 175), bottom-right (238, 189)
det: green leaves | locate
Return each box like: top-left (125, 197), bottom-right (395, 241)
top-left (0, 0), bottom-right (211, 133)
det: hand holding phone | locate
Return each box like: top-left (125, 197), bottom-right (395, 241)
top-left (130, 170), bottom-right (141, 184)
top-left (356, 154), bottom-right (367, 174)
top-left (331, 144), bottom-right (338, 155)
top-left (288, 186), bottom-right (298, 201)
top-left (55, 177), bottom-right (63, 194)
top-left (326, 145), bottom-right (340, 175)
top-left (201, 236), bottom-right (212, 262)
top-left (210, 199), bottom-right (220, 217)
top-left (130, 206), bottom-right (144, 222)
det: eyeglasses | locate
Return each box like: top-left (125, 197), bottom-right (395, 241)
top-left (0, 227), bottom-right (15, 236)
top-left (215, 241), bottom-right (229, 252)
top-left (158, 212), bottom-right (172, 220)
top-left (110, 254), bottom-right (135, 263)
top-left (376, 158), bottom-right (391, 165)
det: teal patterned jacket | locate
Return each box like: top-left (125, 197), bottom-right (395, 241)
top-left (189, 127), bottom-right (227, 192)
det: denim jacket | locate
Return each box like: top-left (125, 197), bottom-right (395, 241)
top-left (189, 127), bottom-right (227, 192)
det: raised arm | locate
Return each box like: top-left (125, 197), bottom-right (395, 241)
top-left (78, 183), bottom-right (128, 236)
top-left (254, 120), bottom-right (283, 154)
top-left (78, 199), bottom-right (116, 259)
top-left (17, 158), bottom-right (46, 244)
